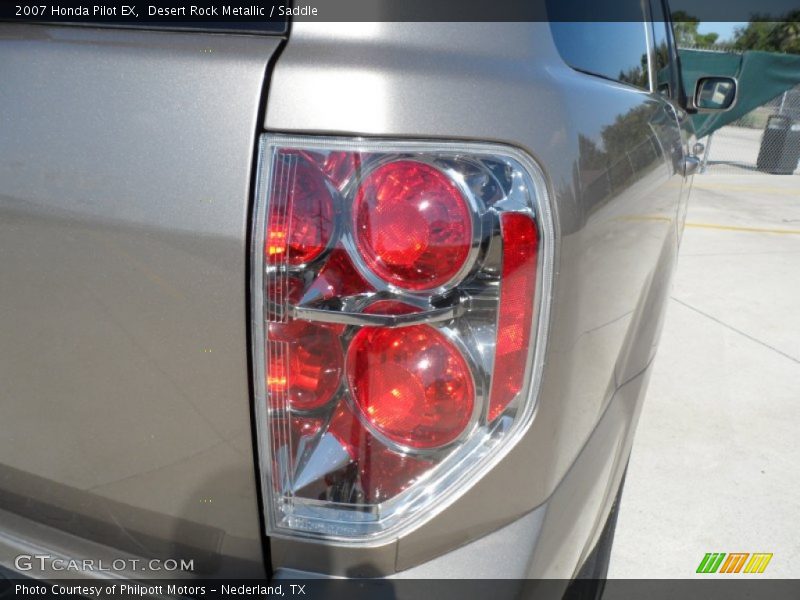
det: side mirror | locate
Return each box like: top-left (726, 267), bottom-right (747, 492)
top-left (694, 77), bottom-right (737, 112)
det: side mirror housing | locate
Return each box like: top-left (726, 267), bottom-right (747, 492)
top-left (693, 77), bottom-right (738, 113)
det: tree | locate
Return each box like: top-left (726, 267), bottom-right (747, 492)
top-left (732, 12), bottom-right (800, 54)
top-left (671, 11), bottom-right (720, 47)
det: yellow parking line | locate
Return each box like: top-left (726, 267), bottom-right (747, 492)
top-left (685, 222), bottom-right (800, 235)
top-left (618, 215), bottom-right (800, 235)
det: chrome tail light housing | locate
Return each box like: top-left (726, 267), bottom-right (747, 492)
top-left (251, 135), bottom-right (553, 544)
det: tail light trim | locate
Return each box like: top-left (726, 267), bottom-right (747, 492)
top-left (251, 135), bottom-right (554, 546)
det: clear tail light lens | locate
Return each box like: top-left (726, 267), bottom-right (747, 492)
top-left (252, 135), bottom-right (552, 543)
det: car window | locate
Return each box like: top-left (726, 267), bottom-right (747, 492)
top-left (550, 22), bottom-right (651, 90)
top-left (650, 0), bottom-right (675, 97)
top-left (549, 1), bottom-right (651, 91)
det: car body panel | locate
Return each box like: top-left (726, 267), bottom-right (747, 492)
top-left (0, 24), bottom-right (281, 577)
top-left (273, 366), bottom-right (651, 580)
top-left (264, 22), bottom-right (684, 574)
top-left (0, 18), bottom-right (688, 580)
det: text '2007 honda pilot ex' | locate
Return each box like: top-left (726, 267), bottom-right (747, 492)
top-left (0, 0), bottom-right (738, 596)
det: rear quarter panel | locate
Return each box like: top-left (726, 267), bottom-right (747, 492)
top-left (0, 24), bottom-right (280, 577)
top-left (264, 22), bottom-right (683, 575)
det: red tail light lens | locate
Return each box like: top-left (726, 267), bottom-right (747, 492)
top-left (321, 151), bottom-right (361, 187)
top-left (489, 213), bottom-right (539, 421)
top-left (353, 160), bottom-right (473, 290)
top-left (254, 136), bottom-right (552, 543)
top-left (347, 299), bottom-right (474, 449)
top-left (267, 156), bottom-right (334, 266)
top-left (327, 404), bottom-right (434, 503)
top-left (268, 320), bottom-right (343, 412)
top-left (305, 249), bottom-right (374, 302)
top-left (347, 324), bottom-right (475, 450)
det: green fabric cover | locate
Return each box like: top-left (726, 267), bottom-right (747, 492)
top-left (678, 49), bottom-right (800, 138)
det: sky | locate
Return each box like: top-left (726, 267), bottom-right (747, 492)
top-left (697, 22), bottom-right (747, 43)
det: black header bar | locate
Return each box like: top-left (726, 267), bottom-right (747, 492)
top-left (1, 0), bottom-right (799, 26)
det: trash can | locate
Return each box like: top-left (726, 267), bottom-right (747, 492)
top-left (757, 115), bottom-right (800, 174)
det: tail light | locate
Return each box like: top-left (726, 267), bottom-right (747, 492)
top-left (353, 160), bottom-right (474, 290)
top-left (252, 135), bottom-right (553, 543)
